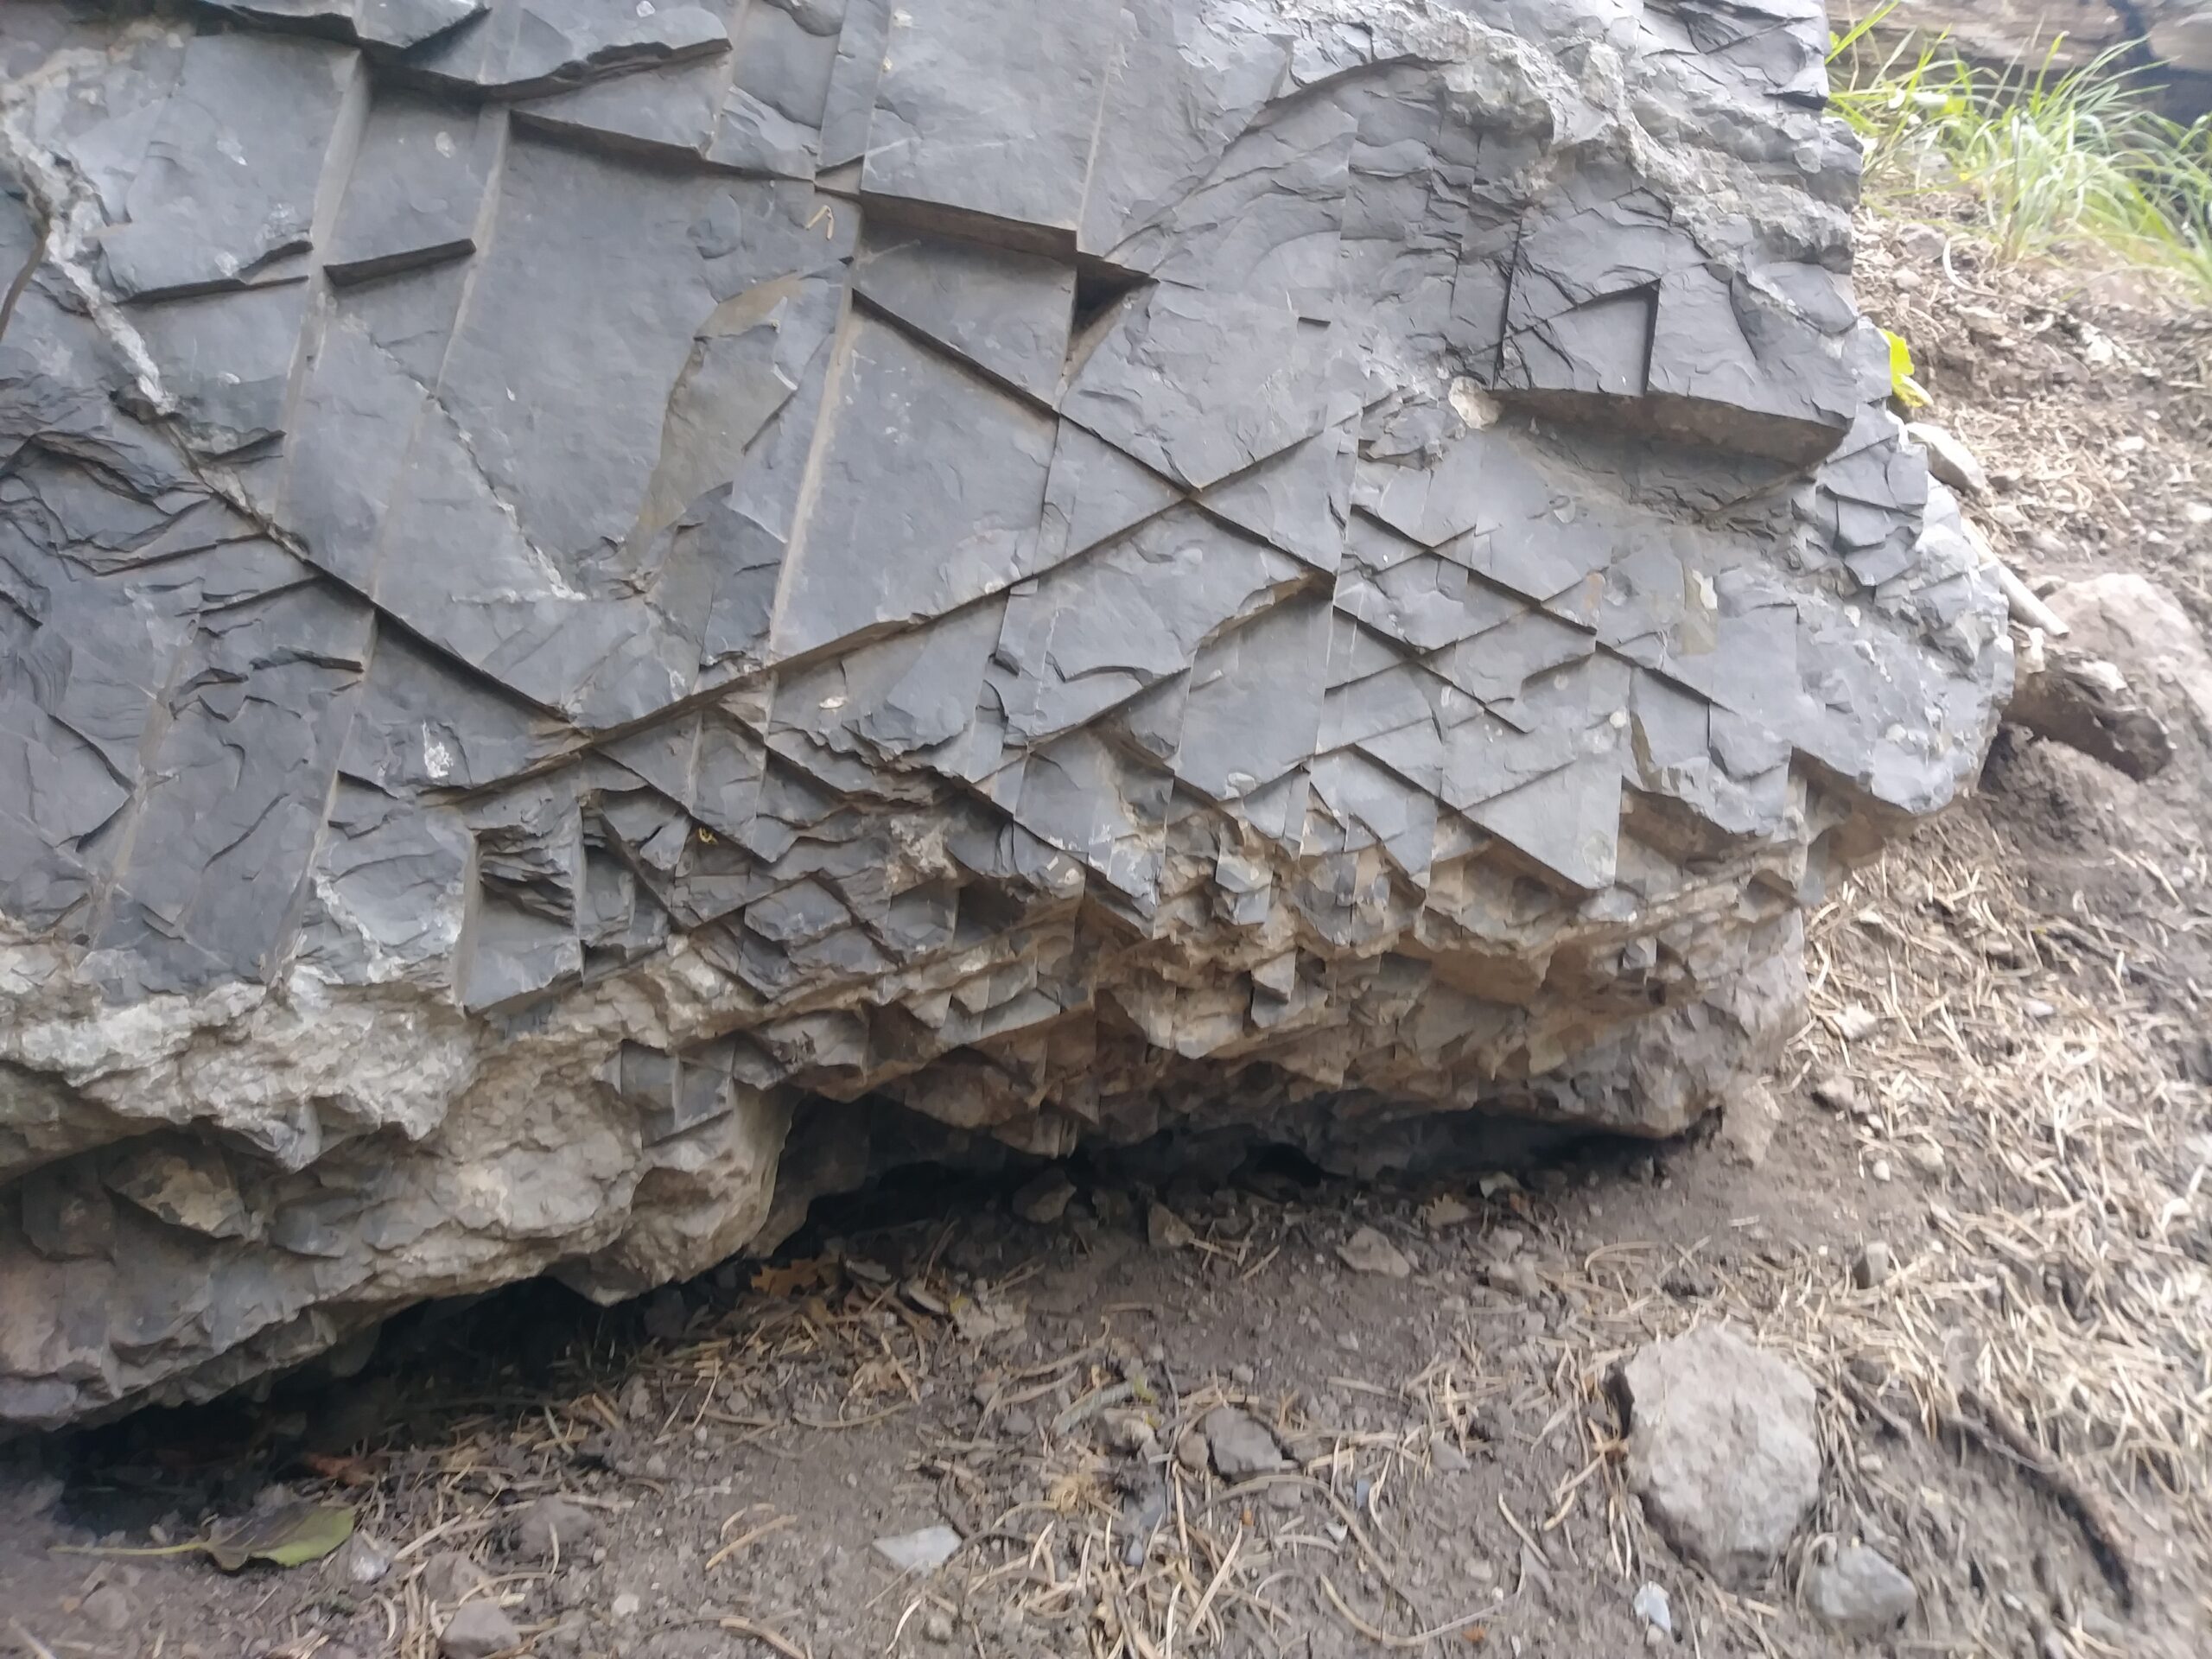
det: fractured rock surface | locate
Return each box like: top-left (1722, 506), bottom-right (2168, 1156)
top-left (0, 0), bottom-right (2008, 1427)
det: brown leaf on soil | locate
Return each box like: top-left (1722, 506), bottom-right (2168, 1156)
top-left (750, 1257), bottom-right (834, 1297)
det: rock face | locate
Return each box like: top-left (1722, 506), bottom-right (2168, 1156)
top-left (0, 0), bottom-right (2008, 1427)
top-left (1613, 1325), bottom-right (1822, 1586)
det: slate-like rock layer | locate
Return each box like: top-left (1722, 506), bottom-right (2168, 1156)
top-left (0, 0), bottom-right (2009, 1427)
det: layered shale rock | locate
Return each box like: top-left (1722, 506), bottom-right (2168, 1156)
top-left (0, 0), bottom-right (2010, 1427)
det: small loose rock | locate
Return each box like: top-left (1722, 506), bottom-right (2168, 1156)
top-left (1808, 1072), bottom-right (1859, 1116)
top-left (512, 1496), bottom-right (597, 1565)
top-left (1336, 1225), bottom-right (1411, 1277)
top-left (1905, 422), bottom-right (1991, 498)
top-left (1851, 1241), bottom-right (1893, 1291)
top-left (1719, 1081), bottom-right (1778, 1167)
top-left (1203, 1406), bottom-right (1289, 1481)
top-left (1834, 1003), bottom-right (1883, 1042)
top-left (1173, 1428), bottom-right (1208, 1473)
top-left (1013, 1171), bottom-right (1077, 1224)
top-left (333, 1527), bottom-right (393, 1587)
top-left (873, 1524), bottom-right (963, 1574)
top-left (441, 1600), bottom-right (522, 1659)
top-left (1147, 1201), bottom-right (1195, 1250)
top-left (80, 1586), bottom-right (132, 1633)
top-left (420, 1550), bottom-right (491, 1606)
top-left (1490, 1258), bottom-right (1545, 1300)
top-left (1807, 1544), bottom-right (1917, 1637)
top-left (1613, 1325), bottom-right (1821, 1588)
top-left (1902, 1141), bottom-right (1946, 1179)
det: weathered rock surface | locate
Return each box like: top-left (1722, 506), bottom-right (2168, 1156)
top-left (0, 0), bottom-right (2008, 1427)
top-left (1613, 1325), bottom-right (1822, 1586)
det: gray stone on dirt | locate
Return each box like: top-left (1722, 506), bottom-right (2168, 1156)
top-left (1902, 1141), bottom-right (1948, 1179)
top-left (1202, 1406), bottom-right (1289, 1482)
top-left (1336, 1226), bottom-right (1413, 1278)
top-left (421, 1550), bottom-right (493, 1605)
top-left (1147, 1202), bottom-right (1197, 1251)
top-left (1806, 1544), bottom-right (1918, 1637)
top-left (873, 1524), bottom-right (963, 1574)
top-left (333, 1526), bottom-right (394, 1587)
top-left (1613, 1325), bottom-right (1821, 1587)
top-left (80, 1585), bottom-right (133, 1632)
top-left (1851, 1241), bottom-right (1894, 1290)
top-left (440, 1599), bottom-right (523, 1659)
top-left (1719, 1080), bottom-right (1780, 1167)
top-left (1808, 1072), bottom-right (1861, 1116)
top-left (512, 1496), bottom-right (599, 1564)
top-left (1905, 423), bottom-right (1991, 499)
top-left (1490, 1258), bottom-right (1546, 1301)
top-left (1013, 1171), bottom-right (1077, 1224)
top-left (0, 0), bottom-right (2012, 1430)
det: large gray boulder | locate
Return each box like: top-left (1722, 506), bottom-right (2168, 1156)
top-left (0, 0), bottom-right (2008, 1427)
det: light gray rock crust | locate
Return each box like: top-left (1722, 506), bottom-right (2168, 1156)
top-left (0, 0), bottom-right (2008, 1427)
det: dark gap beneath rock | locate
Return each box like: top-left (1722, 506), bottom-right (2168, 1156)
top-left (10, 1106), bottom-right (1679, 1537)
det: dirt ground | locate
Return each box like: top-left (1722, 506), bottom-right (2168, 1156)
top-left (3, 215), bottom-right (2210, 1659)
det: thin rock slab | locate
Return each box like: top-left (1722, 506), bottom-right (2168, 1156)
top-left (1611, 1325), bottom-right (1821, 1587)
